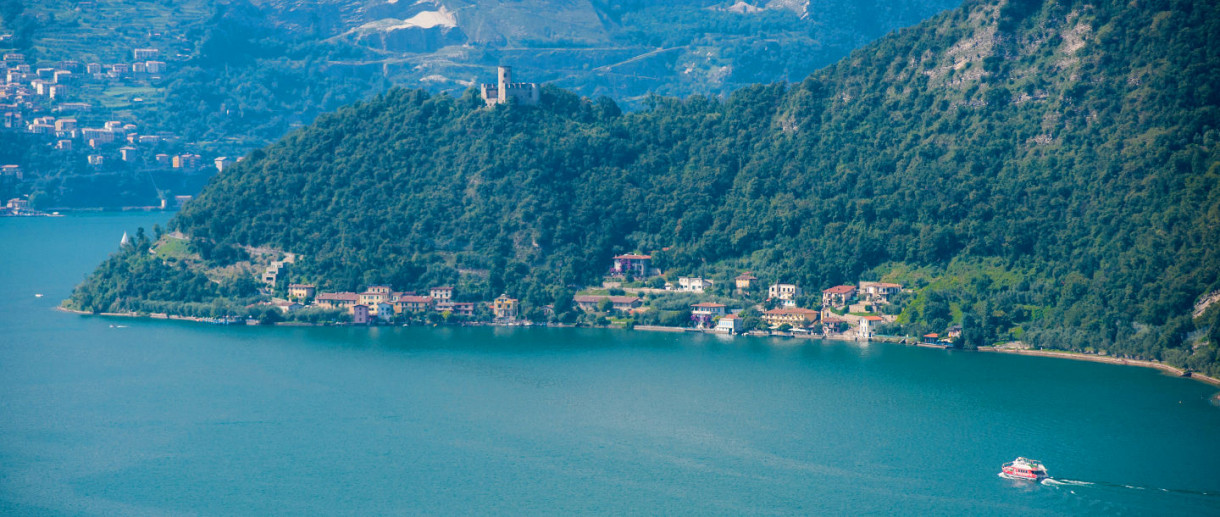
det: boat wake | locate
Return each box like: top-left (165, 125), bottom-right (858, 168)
top-left (1041, 478), bottom-right (1093, 487)
top-left (1042, 477), bottom-right (1218, 497)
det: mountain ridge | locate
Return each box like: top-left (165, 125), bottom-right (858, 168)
top-left (68, 0), bottom-right (1220, 374)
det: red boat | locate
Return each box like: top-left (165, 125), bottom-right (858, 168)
top-left (999, 457), bottom-right (1048, 481)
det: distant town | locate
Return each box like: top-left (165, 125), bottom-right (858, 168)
top-left (244, 249), bottom-right (956, 346)
top-left (0, 45), bottom-right (232, 212)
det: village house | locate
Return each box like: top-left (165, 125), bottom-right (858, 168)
top-left (435, 300), bottom-right (475, 317)
top-left (735, 272), bottom-right (758, 293)
top-left (214, 156), bottom-right (235, 172)
top-left (316, 292), bottom-right (359, 311)
top-left (173, 154), bottom-right (201, 169)
top-left (480, 66), bottom-right (540, 107)
top-left (573, 295), bottom-right (642, 313)
top-left (359, 284), bottom-right (392, 306)
top-left (715, 313), bottom-right (742, 334)
top-left (48, 84), bottom-right (68, 100)
top-left (761, 308), bottom-right (820, 329)
top-left (493, 295), bottom-right (519, 321)
top-left (2, 164), bottom-right (22, 180)
top-left (288, 284), bottom-right (316, 301)
top-left (821, 285), bottom-right (857, 309)
top-left (858, 281), bottom-right (902, 304)
top-left (947, 325), bottom-right (963, 340)
top-left (768, 283), bottom-right (802, 307)
top-left (107, 63), bottom-right (130, 77)
top-left (611, 254), bottom-right (654, 277)
top-left (677, 277), bottom-right (713, 293)
top-left (262, 261), bottom-right (285, 284)
top-left (822, 316), bottom-right (848, 334)
top-left (858, 315), bottom-right (884, 340)
top-left (271, 300), bottom-right (301, 314)
top-left (690, 302), bottom-right (728, 327)
top-left (352, 304), bottom-right (371, 325)
top-left (133, 48), bottom-right (159, 60)
top-left (923, 333), bottom-right (941, 344)
top-left (430, 286), bottom-right (453, 301)
top-left (393, 294), bottom-right (432, 314)
top-left (376, 302), bottom-right (395, 322)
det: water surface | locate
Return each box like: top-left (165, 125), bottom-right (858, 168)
top-left (2, 214), bottom-right (1218, 515)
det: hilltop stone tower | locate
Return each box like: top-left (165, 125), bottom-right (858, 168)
top-left (480, 66), bottom-right (540, 107)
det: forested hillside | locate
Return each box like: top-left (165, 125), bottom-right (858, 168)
top-left (70, 0), bottom-right (1220, 374)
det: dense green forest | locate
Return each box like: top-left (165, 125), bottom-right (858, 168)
top-left (69, 0), bottom-right (1220, 374)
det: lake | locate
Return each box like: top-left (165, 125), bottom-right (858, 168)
top-left (2, 213), bottom-right (1218, 515)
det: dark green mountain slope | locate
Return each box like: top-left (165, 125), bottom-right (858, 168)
top-left (70, 0), bottom-right (1220, 373)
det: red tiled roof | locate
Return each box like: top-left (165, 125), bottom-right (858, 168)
top-left (735, 272), bottom-right (757, 280)
top-left (924, 333), bottom-right (940, 338)
top-left (823, 285), bottom-right (856, 294)
top-left (720, 314), bottom-right (740, 319)
top-left (863, 315), bottom-right (884, 321)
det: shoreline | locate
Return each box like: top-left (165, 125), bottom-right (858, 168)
top-left (978, 346), bottom-right (1220, 387)
top-left (56, 307), bottom-right (1220, 389)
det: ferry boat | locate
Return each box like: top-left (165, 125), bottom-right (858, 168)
top-left (999, 457), bottom-right (1048, 481)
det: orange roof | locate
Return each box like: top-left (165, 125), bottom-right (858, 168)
top-left (864, 315), bottom-right (884, 321)
top-left (823, 285), bottom-right (856, 294)
top-left (924, 333), bottom-right (939, 338)
top-left (720, 314), bottom-right (740, 319)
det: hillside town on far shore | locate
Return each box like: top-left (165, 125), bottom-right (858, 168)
top-left (245, 250), bottom-right (958, 345)
top-left (0, 45), bottom-right (235, 214)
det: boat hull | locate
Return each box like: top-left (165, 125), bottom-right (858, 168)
top-left (999, 468), bottom-right (1047, 481)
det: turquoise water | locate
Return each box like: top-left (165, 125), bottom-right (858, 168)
top-left (2, 213), bottom-right (1219, 515)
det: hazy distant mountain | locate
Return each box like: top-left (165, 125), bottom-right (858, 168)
top-left (0, 0), bottom-right (959, 207)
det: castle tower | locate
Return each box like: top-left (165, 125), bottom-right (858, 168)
top-left (497, 66), bottom-right (512, 103)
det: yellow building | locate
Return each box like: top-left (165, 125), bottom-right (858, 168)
top-left (761, 308), bottom-right (821, 328)
top-left (493, 294), bottom-right (518, 321)
top-left (288, 283), bottom-right (315, 301)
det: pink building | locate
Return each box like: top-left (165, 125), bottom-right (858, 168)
top-left (611, 254), bottom-right (653, 277)
top-left (352, 304), bottom-right (370, 325)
